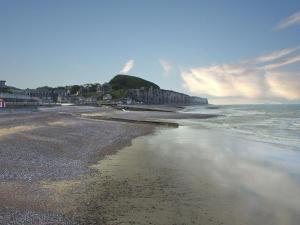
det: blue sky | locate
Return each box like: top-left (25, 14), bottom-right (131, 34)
top-left (1, 0), bottom-right (300, 103)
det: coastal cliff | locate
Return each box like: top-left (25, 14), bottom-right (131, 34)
top-left (110, 74), bottom-right (208, 105)
top-left (127, 87), bottom-right (208, 105)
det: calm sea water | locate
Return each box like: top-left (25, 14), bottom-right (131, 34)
top-left (182, 104), bottom-right (300, 151)
top-left (133, 104), bottom-right (300, 224)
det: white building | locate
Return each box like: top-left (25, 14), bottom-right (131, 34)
top-left (0, 99), bottom-right (6, 108)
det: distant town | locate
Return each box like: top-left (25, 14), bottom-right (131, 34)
top-left (0, 75), bottom-right (208, 108)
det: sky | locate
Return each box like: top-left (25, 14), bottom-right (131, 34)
top-left (0, 0), bottom-right (300, 104)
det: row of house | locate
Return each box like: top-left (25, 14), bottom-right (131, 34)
top-left (25, 83), bottom-right (112, 103)
top-left (0, 80), bottom-right (114, 106)
top-left (0, 81), bottom-right (41, 108)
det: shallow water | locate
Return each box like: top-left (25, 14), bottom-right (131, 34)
top-left (181, 104), bottom-right (300, 150)
top-left (135, 124), bottom-right (300, 225)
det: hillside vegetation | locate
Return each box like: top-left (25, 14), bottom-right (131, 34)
top-left (109, 74), bottom-right (159, 91)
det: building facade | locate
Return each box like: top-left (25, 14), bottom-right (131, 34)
top-left (0, 81), bottom-right (6, 88)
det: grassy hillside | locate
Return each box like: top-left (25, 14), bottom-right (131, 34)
top-left (109, 74), bottom-right (159, 90)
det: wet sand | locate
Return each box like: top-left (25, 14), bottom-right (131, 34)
top-left (43, 129), bottom-right (226, 225)
top-left (0, 105), bottom-right (214, 224)
top-left (2, 105), bottom-right (298, 225)
top-left (41, 126), bottom-right (300, 225)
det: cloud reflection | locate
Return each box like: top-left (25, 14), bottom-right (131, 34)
top-left (145, 127), bottom-right (300, 224)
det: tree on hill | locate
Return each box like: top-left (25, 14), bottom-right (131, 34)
top-left (70, 85), bottom-right (80, 95)
top-left (109, 74), bottom-right (159, 91)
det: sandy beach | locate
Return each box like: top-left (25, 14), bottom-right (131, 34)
top-left (1, 105), bottom-right (299, 225)
top-left (0, 105), bottom-right (215, 224)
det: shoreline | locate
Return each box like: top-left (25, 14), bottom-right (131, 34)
top-left (54, 122), bottom-right (300, 225)
top-left (1, 105), bottom-right (300, 225)
top-left (0, 105), bottom-right (214, 224)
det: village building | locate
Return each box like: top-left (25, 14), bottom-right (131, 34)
top-left (0, 80), bottom-right (6, 88)
top-left (101, 83), bottom-right (112, 96)
top-left (0, 99), bottom-right (6, 108)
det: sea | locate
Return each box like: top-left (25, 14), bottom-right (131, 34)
top-left (182, 104), bottom-right (300, 151)
top-left (131, 104), bottom-right (300, 224)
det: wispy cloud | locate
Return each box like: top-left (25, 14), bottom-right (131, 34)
top-left (120, 59), bottom-right (134, 74)
top-left (275, 10), bottom-right (300, 30)
top-left (263, 54), bottom-right (300, 70)
top-left (246, 46), bottom-right (299, 64)
top-left (159, 59), bottom-right (172, 74)
top-left (266, 72), bottom-right (300, 100)
top-left (181, 46), bottom-right (300, 101)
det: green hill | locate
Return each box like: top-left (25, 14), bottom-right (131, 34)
top-left (109, 74), bottom-right (159, 90)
